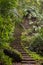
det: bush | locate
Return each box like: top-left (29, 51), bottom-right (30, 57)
top-left (0, 0), bottom-right (17, 16)
top-left (3, 47), bottom-right (22, 62)
top-left (0, 50), bottom-right (12, 65)
top-left (0, 0), bottom-right (16, 64)
top-left (29, 36), bottom-right (43, 56)
top-left (0, 46), bottom-right (22, 65)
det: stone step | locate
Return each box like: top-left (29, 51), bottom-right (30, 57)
top-left (14, 48), bottom-right (23, 50)
top-left (14, 48), bottom-right (24, 50)
top-left (21, 54), bottom-right (28, 56)
top-left (22, 54), bottom-right (30, 56)
top-left (22, 58), bottom-right (35, 61)
top-left (15, 45), bottom-right (22, 47)
top-left (16, 47), bottom-right (23, 51)
top-left (14, 44), bottom-right (21, 46)
top-left (22, 58), bottom-right (34, 61)
top-left (12, 42), bottom-right (37, 65)
top-left (21, 61), bottom-right (36, 64)
top-left (17, 49), bottom-right (26, 53)
top-left (22, 55), bottom-right (30, 57)
top-left (13, 45), bottom-right (22, 47)
top-left (19, 51), bottom-right (26, 53)
top-left (21, 63), bottom-right (37, 65)
top-left (13, 63), bottom-right (37, 65)
top-left (13, 63), bottom-right (21, 65)
top-left (22, 55), bottom-right (35, 61)
top-left (14, 47), bottom-right (23, 49)
top-left (13, 43), bottom-right (21, 45)
top-left (21, 52), bottom-right (27, 54)
top-left (14, 47), bottom-right (22, 49)
top-left (21, 52), bottom-right (28, 54)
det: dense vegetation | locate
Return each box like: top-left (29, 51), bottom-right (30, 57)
top-left (0, 0), bottom-right (43, 65)
top-left (0, 0), bottom-right (22, 65)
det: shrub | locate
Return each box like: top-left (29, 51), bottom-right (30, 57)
top-left (0, 46), bottom-right (22, 65)
top-left (0, 50), bottom-right (12, 65)
top-left (29, 36), bottom-right (43, 56)
top-left (3, 47), bottom-right (22, 62)
top-left (0, 0), bottom-right (17, 16)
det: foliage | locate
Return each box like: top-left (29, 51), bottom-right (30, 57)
top-left (21, 0), bottom-right (43, 55)
top-left (0, 0), bottom-right (43, 64)
top-left (39, 28), bottom-right (43, 39)
top-left (0, 50), bottom-right (12, 65)
top-left (0, 0), bottom-right (17, 48)
top-left (0, 46), bottom-right (22, 65)
top-left (0, 0), bottom-right (17, 16)
top-left (24, 48), bottom-right (43, 61)
top-left (0, 16), bottom-right (15, 46)
top-left (0, 0), bottom-right (22, 65)
top-left (3, 48), bottom-right (22, 62)
top-left (29, 36), bottom-right (43, 56)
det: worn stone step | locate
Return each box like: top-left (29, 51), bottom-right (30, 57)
top-left (22, 63), bottom-right (37, 65)
top-left (15, 48), bottom-right (23, 50)
top-left (16, 48), bottom-right (23, 49)
top-left (14, 48), bottom-right (22, 49)
top-left (22, 56), bottom-right (34, 59)
top-left (13, 47), bottom-right (23, 49)
top-left (14, 43), bottom-right (21, 45)
top-left (22, 58), bottom-right (34, 61)
top-left (13, 45), bottom-right (22, 47)
top-left (21, 61), bottom-right (36, 64)
top-left (20, 52), bottom-right (27, 54)
top-left (14, 47), bottom-right (22, 49)
top-left (18, 51), bottom-right (26, 53)
top-left (18, 49), bottom-right (24, 51)
top-left (13, 63), bottom-right (21, 65)
top-left (16, 47), bottom-right (22, 49)
top-left (22, 55), bottom-right (30, 57)
top-left (21, 52), bottom-right (28, 54)
top-left (15, 44), bottom-right (21, 46)
top-left (22, 53), bottom-right (28, 56)
top-left (22, 58), bottom-right (35, 61)
top-left (12, 41), bottom-right (37, 65)
top-left (13, 44), bottom-right (22, 46)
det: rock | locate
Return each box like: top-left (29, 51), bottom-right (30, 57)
top-left (3, 49), bottom-right (22, 62)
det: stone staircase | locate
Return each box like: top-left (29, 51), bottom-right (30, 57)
top-left (12, 41), bottom-right (37, 65)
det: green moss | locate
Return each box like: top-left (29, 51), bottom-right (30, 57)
top-left (0, 45), bottom-right (22, 65)
top-left (3, 45), bottom-right (22, 60)
top-left (21, 43), bottom-right (43, 61)
top-left (24, 48), bottom-right (43, 61)
top-left (0, 50), bottom-right (12, 65)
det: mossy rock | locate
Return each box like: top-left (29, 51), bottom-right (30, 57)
top-left (3, 48), bottom-right (22, 62)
